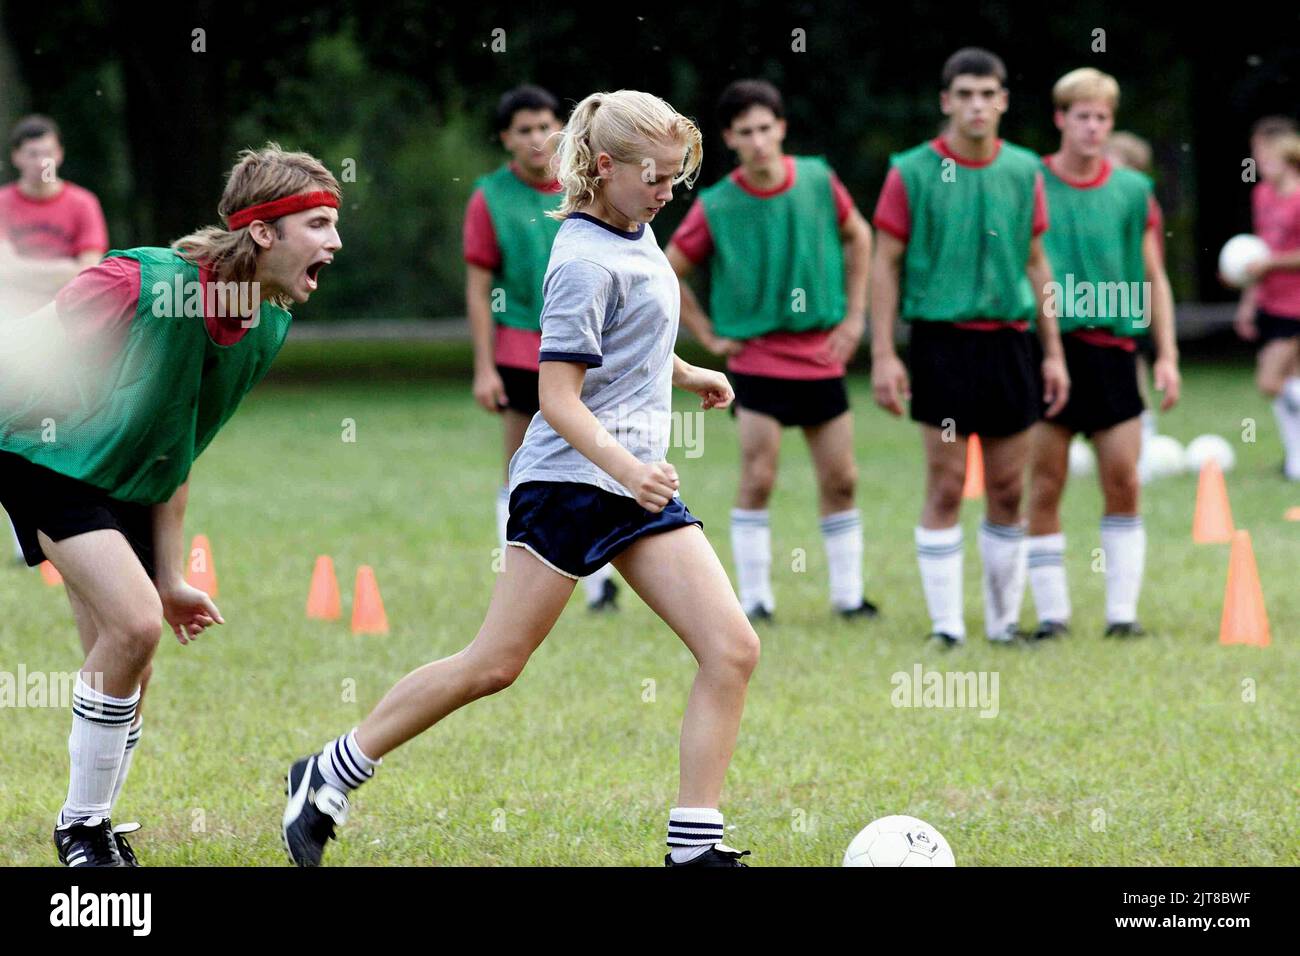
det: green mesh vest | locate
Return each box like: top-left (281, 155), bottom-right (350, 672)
top-left (474, 164), bottom-right (563, 332)
top-left (1039, 161), bottom-right (1152, 337)
top-left (697, 156), bottom-right (846, 340)
top-left (892, 140), bottom-right (1041, 323)
top-left (0, 247), bottom-right (292, 504)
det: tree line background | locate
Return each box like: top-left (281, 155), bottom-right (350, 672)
top-left (1, 1), bottom-right (1297, 322)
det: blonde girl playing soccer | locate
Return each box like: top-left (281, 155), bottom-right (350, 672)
top-left (284, 90), bottom-right (762, 867)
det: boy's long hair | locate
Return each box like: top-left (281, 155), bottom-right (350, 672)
top-left (547, 90), bottom-right (702, 221)
top-left (172, 143), bottom-right (341, 308)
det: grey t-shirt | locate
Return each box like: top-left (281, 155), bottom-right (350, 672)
top-left (508, 212), bottom-right (680, 499)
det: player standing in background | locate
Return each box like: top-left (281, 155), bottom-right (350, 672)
top-left (1233, 117), bottom-right (1300, 481)
top-left (0, 115), bottom-right (109, 562)
top-left (667, 79), bottom-right (878, 623)
top-left (0, 145), bottom-right (342, 865)
top-left (1024, 68), bottom-right (1180, 641)
top-left (870, 48), bottom-right (1070, 648)
top-left (464, 85), bottom-right (620, 608)
top-left (285, 90), bottom-right (761, 868)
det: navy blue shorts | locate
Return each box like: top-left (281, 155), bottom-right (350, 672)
top-left (506, 481), bottom-right (703, 579)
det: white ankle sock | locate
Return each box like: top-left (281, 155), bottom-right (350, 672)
top-left (915, 524), bottom-right (964, 638)
top-left (1027, 532), bottom-right (1070, 625)
top-left (667, 806), bottom-right (724, 862)
top-left (319, 728), bottom-right (380, 792)
top-left (820, 508), bottom-right (863, 611)
top-left (731, 509), bottom-right (774, 613)
top-left (979, 519), bottom-right (1026, 638)
top-left (1101, 514), bottom-right (1145, 624)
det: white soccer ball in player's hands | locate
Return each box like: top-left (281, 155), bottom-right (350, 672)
top-left (1218, 234), bottom-right (1270, 289)
top-left (843, 815), bottom-right (956, 867)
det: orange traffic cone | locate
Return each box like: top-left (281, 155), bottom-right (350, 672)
top-left (1285, 506), bottom-right (1300, 522)
top-left (306, 555), bottom-right (341, 620)
top-left (1219, 530), bottom-right (1270, 647)
top-left (39, 561), bottom-right (63, 586)
top-left (186, 534), bottom-right (219, 596)
top-left (962, 434), bottom-right (985, 500)
top-left (1192, 460), bottom-right (1234, 544)
top-left (351, 565), bottom-right (389, 634)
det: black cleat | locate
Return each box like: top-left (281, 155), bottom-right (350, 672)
top-left (1104, 621), bottom-right (1146, 638)
top-left (54, 816), bottom-right (125, 867)
top-left (1030, 620), bottom-right (1070, 641)
top-left (745, 605), bottom-right (775, 624)
top-left (113, 822), bottom-right (141, 866)
top-left (665, 844), bottom-right (752, 867)
top-left (837, 598), bottom-right (880, 619)
top-left (587, 578), bottom-right (620, 612)
top-left (282, 754), bottom-right (349, 867)
top-left (927, 631), bottom-right (965, 649)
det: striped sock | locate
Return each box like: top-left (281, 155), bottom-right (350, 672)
top-left (667, 806), bottom-right (724, 864)
top-left (109, 717), bottom-right (143, 811)
top-left (1101, 514), bottom-right (1145, 624)
top-left (731, 508), bottom-right (774, 613)
top-left (820, 508), bottom-right (863, 611)
top-left (59, 676), bottom-right (139, 827)
top-left (979, 519), bottom-right (1026, 638)
top-left (1027, 533), bottom-right (1070, 625)
top-left (318, 728), bottom-right (380, 792)
top-left (915, 524), bottom-right (965, 639)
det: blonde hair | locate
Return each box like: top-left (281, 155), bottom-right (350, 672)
top-left (547, 90), bottom-right (703, 220)
top-left (1053, 67), bottom-right (1120, 112)
top-left (172, 143), bottom-right (341, 308)
top-left (1275, 133), bottom-right (1300, 172)
top-left (1106, 131), bottom-right (1152, 173)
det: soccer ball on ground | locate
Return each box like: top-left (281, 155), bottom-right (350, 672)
top-left (1185, 433), bottom-right (1236, 473)
top-left (843, 815), bottom-right (956, 867)
top-left (1139, 433), bottom-right (1187, 483)
top-left (1068, 437), bottom-right (1096, 477)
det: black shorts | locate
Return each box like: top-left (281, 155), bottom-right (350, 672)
top-left (0, 450), bottom-right (156, 578)
top-left (729, 372), bottom-right (849, 428)
top-left (1134, 333), bottom-right (1156, 363)
top-left (1049, 334), bottom-right (1145, 436)
top-left (507, 480), bottom-right (703, 579)
top-left (906, 320), bottom-right (1040, 437)
top-left (497, 364), bottom-right (540, 417)
top-left (1257, 310), bottom-right (1300, 347)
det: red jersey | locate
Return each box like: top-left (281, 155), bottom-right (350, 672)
top-left (0, 181), bottom-right (108, 260)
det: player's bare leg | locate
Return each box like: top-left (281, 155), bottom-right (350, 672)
top-left (1025, 422), bottom-right (1074, 638)
top-left (613, 524), bottom-right (760, 866)
top-left (803, 410), bottom-right (876, 616)
top-left (731, 408), bottom-right (782, 619)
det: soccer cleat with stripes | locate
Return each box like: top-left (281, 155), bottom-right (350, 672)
top-left (113, 822), bottom-right (141, 866)
top-left (54, 817), bottom-right (125, 867)
top-left (282, 754), bottom-right (349, 867)
top-left (665, 844), bottom-right (752, 867)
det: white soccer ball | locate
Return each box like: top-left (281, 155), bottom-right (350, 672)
top-left (1139, 434), bottom-right (1187, 482)
top-left (1068, 437), bottom-right (1096, 477)
top-left (843, 815), bottom-right (956, 867)
top-left (1186, 433), bottom-right (1236, 473)
top-left (1218, 233), bottom-right (1270, 289)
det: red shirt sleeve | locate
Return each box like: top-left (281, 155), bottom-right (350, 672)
top-left (1031, 172), bottom-right (1049, 237)
top-left (829, 172), bottom-right (857, 226)
top-left (667, 199), bottom-right (714, 265)
top-left (871, 167), bottom-right (910, 241)
top-left (1146, 194), bottom-right (1162, 232)
top-left (462, 188), bottom-right (500, 270)
top-left (74, 190), bottom-right (109, 256)
top-left (54, 255), bottom-right (140, 361)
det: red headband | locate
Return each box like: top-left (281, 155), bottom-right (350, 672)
top-left (226, 190), bottom-right (339, 231)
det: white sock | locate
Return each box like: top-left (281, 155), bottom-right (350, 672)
top-left (731, 509), bottom-right (774, 613)
top-left (59, 677), bottom-right (139, 827)
top-left (1275, 377), bottom-right (1300, 479)
top-left (319, 728), bottom-right (380, 792)
top-left (667, 806), bottom-right (724, 863)
top-left (1101, 514), bottom-right (1145, 624)
top-left (915, 524), bottom-right (964, 639)
top-left (979, 519), bottom-right (1026, 638)
top-left (1027, 533), bottom-right (1071, 625)
top-left (820, 508), bottom-right (863, 611)
top-left (582, 562), bottom-right (613, 604)
top-left (109, 716), bottom-right (142, 811)
top-left (496, 485), bottom-right (510, 551)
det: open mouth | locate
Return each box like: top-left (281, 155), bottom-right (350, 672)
top-left (304, 258), bottom-right (331, 291)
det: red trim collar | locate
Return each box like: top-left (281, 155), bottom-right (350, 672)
top-left (931, 136), bottom-right (1003, 168)
top-left (731, 155), bottom-right (796, 198)
top-left (1043, 154), bottom-right (1112, 189)
top-left (508, 161), bottom-right (562, 194)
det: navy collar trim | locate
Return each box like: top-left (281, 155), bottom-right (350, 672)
top-left (568, 211), bottom-right (645, 240)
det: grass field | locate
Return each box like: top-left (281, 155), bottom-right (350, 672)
top-left (1, 347), bottom-right (1296, 866)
